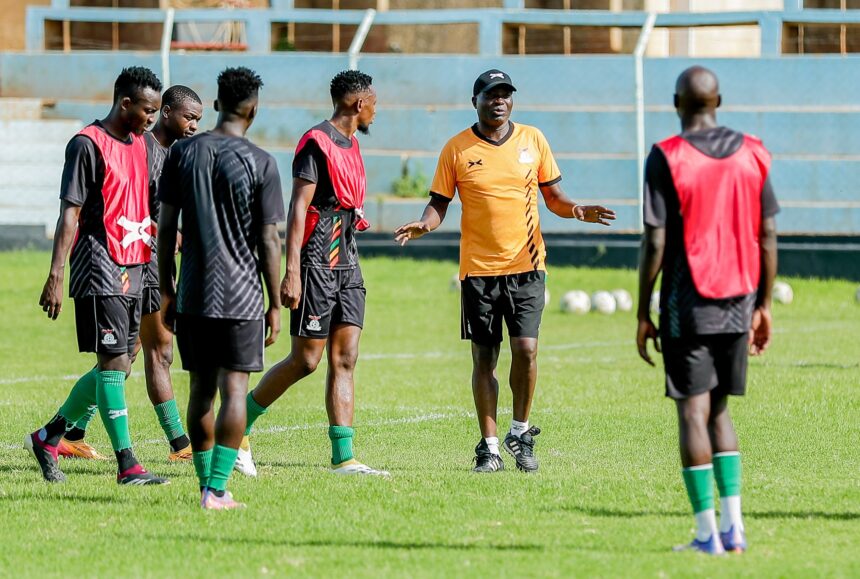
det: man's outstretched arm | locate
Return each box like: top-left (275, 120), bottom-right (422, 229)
top-left (394, 195), bottom-right (450, 246)
top-left (539, 182), bottom-right (616, 225)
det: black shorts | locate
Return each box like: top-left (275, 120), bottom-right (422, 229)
top-left (74, 295), bottom-right (142, 356)
top-left (290, 266), bottom-right (366, 338)
top-left (662, 333), bottom-right (748, 400)
top-left (461, 271), bottom-right (545, 346)
top-left (175, 315), bottom-right (264, 372)
top-left (141, 286), bottom-right (161, 316)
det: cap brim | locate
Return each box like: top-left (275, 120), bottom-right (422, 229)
top-left (478, 80), bottom-right (517, 95)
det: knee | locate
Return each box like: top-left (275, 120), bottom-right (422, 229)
top-left (292, 352), bottom-right (321, 377)
top-left (680, 404), bottom-right (709, 429)
top-left (471, 346), bottom-right (498, 371)
top-left (152, 341), bottom-right (174, 368)
top-left (511, 341), bottom-right (538, 363)
top-left (331, 349), bottom-right (358, 374)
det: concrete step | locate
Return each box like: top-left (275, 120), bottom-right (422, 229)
top-left (0, 98), bottom-right (44, 121)
top-left (0, 120), bottom-right (83, 145)
top-left (0, 143), bottom-right (66, 164)
top-left (0, 165), bottom-right (63, 189)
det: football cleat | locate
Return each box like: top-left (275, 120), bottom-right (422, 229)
top-left (117, 464), bottom-right (170, 486)
top-left (473, 439), bottom-right (504, 473)
top-left (201, 488), bottom-right (246, 510)
top-left (503, 426), bottom-right (541, 472)
top-left (168, 444), bottom-right (193, 462)
top-left (673, 534), bottom-right (726, 555)
top-left (24, 431), bottom-right (66, 483)
top-left (331, 459), bottom-right (390, 477)
top-left (233, 437), bottom-right (257, 477)
top-left (58, 438), bottom-right (109, 461)
top-left (720, 526), bottom-right (747, 553)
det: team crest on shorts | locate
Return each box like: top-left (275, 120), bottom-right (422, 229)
top-left (306, 315), bottom-right (322, 332)
top-left (518, 147), bottom-right (534, 164)
top-left (101, 329), bottom-right (117, 346)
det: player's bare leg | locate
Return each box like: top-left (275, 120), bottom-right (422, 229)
top-left (140, 310), bottom-right (191, 460)
top-left (471, 342), bottom-right (504, 472)
top-left (503, 336), bottom-right (541, 472)
top-left (709, 392), bottom-right (745, 552)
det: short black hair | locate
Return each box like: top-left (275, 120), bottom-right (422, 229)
top-left (217, 67), bottom-right (264, 110)
top-left (330, 70), bottom-right (373, 102)
top-left (162, 85), bottom-right (202, 111)
top-left (113, 66), bottom-right (162, 102)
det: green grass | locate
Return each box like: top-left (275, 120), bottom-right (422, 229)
top-left (1, 251), bottom-right (859, 577)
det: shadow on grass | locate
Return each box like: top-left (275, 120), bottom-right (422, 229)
top-left (546, 505), bottom-right (689, 518)
top-left (138, 532), bottom-right (545, 552)
top-left (747, 510), bottom-right (860, 521)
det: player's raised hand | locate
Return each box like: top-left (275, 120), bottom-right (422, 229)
top-left (281, 272), bottom-right (302, 310)
top-left (636, 317), bottom-right (661, 366)
top-left (394, 221), bottom-right (432, 246)
top-left (749, 305), bottom-right (772, 356)
top-left (575, 205), bottom-right (616, 226)
top-left (39, 273), bottom-right (63, 320)
top-left (264, 306), bottom-right (281, 347)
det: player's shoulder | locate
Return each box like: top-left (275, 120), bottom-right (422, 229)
top-left (443, 126), bottom-right (479, 151)
top-left (514, 123), bottom-right (546, 141)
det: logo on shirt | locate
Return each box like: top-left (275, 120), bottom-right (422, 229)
top-left (467, 159), bottom-right (483, 169)
top-left (306, 315), bottom-right (322, 332)
top-left (101, 329), bottom-right (117, 346)
top-left (517, 147), bottom-right (534, 164)
top-left (117, 215), bottom-right (152, 248)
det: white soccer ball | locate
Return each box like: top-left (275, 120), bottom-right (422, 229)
top-left (544, 288), bottom-right (551, 305)
top-left (773, 281), bottom-right (793, 305)
top-left (650, 290), bottom-right (661, 314)
top-left (611, 289), bottom-right (633, 312)
top-left (450, 273), bottom-right (461, 292)
top-left (591, 290), bottom-right (617, 315)
top-left (560, 290), bottom-right (590, 314)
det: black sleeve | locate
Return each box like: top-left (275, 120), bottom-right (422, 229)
top-left (292, 139), bottom-right (321, 184)
top-left (260, 154), bottom-right (286, 224)
top-left (643, 145), bottom-right (675, 228)
top-left (429, 192), bottom-right (452, 204)
top-left (761, 175), bottom-right (780, 218)
top-left (59, 135), bottom-right (100, 207)
top-left (157, 145), bottom-right (182, 207)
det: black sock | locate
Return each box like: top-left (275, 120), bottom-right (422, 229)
top-left (169, 434), bottom-right (191, 453)
top-left (41, 414), bottom-right (73, 447)
top-left (115, 448), bottom-right (139, 473)
top-left (64, 426), bottom-right (86, 442)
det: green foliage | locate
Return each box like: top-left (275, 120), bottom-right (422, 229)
top-left (1, 252), bottom-right (859, 577)
top-left (391, 166), bottom-right (429, 198)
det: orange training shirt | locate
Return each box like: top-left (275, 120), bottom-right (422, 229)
top-left (430, 122), bottom-right (562, 279)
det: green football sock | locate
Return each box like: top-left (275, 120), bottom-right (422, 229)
top-left (96, 370), bottom-right (132, 451)
top-left (713, 452), bottom-right (742, 497)
top-left (193, 449), bottom-right (213, 488)
top-left (207, 445), bottom-right (238, 492)
top-left (328, 425), bottom-right (354, 465)
top-left (244, 392), bottom-right (268, 436)
top-left (74, 404), bottom-right (98, 431)
top-left (154, 399), bottom-right (187, 443)
top-left (58, 367), bottom-right (98, 424)
top-left (682, 464), bottom-right (715, 514)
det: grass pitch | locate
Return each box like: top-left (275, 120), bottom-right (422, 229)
top-left (1, 251), bottom-right (859, 577)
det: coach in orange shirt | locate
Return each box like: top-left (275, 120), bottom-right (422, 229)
top-left (395, 70), bottom-right (615, 472)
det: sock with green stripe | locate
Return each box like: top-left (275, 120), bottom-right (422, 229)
top-left (193, 449), bottom-right (213, 489)
top-left (153, 399), bottom-right (190, 452)
top-left (714, 451), bottom-right (744, 533)
top-left (682, 463), bottom-right (718, 542)
top-left (206, 445), bottom-right (239, 492)
top-left (329, 425), bottom-right (354, 466)
top-left (96, 370), bottom-right (133, 452)
top-left (244, 392), bottom-right (268, 436)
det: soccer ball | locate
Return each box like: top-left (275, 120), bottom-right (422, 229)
top-left (773, 281), bottom-right (793, 304)
top-left (560, 290), bottom-right (590, 314)
top-left (450, 274), bottom-right (461, 292)
top-left (650, 290), bottom-right (661, 314)
top-left (611, 289), bottom-right (633, 312)
top-left (544, 288), bottom-right (551, 305)
top-left (591, 291), bottom-right (616, 315)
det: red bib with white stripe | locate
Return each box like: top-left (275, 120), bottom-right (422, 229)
top-left (77, 125), bottom-right (151, 266)
top-left (295, 128), bottom-right (370, 232)
top-left (657, 134), bottom-right (770, 299)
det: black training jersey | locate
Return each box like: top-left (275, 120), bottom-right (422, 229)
top-left (144, 131), bottom-right (169, 288)
top-left (158, 131), bottom-right (285, 320)
top-left (644, 126), bottom-right (780, 338)
top-left (62, 121), bottom-right (144, 299)
top-left (293, 121), bottom-right (360, 271)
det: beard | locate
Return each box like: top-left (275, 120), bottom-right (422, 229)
top-left (357, 123), bottom-right (370, 135)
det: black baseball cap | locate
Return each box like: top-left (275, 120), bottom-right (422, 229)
top-left (473, 69), bottom-right (517, 97)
